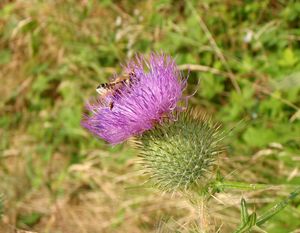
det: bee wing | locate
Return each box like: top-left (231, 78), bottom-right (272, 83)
top-left (96, 82), bottom-right (118, 95)
top-left (96, 85), bottom-right (110, 95)
top-left (96, 77), bottom-right (132, 97)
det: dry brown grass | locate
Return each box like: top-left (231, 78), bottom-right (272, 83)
top-left (0, 139), bottom-right (206, 232)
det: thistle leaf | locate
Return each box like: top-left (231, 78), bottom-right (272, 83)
top-left (241, 198), bottom-right (249, 224)
top-left (256, 186), bottom-right (300, 226)
top-left (234, 212), bottom-right (257, 233)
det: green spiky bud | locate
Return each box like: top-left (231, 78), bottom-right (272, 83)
top-left (135, 109), bottom-right (224, 191)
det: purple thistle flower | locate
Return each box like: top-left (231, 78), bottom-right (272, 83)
top-left (82, 54), bottom-right (187, 145)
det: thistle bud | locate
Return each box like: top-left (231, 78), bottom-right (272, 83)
top-left (136, 109), bottom-right (224, 191)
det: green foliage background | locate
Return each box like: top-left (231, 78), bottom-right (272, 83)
top-left (0, 0), bottom-right (300, 232)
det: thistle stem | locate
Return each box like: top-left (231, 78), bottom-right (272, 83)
top-left (215, 181), bottom-right (273, 191)
top-left (215, 181), bottom-right (299, 192)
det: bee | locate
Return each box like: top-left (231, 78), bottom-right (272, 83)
top-left (96, 71), bottom-right (136, 109)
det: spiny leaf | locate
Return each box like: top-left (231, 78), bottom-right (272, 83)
top-left (234, 212), bottom-right (257, 233)
top-left (234, 186), bottom-right (300, 232)
top-left (256, 186), bottom-right (300, 226)
top-left (241, 198), bottom-right (249, 225)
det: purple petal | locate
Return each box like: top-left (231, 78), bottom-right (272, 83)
top-left (82, 53), bottom-right (186, 144)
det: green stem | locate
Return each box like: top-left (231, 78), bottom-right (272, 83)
top-left (215, 181), bottom-right (299, 192)
top-left (215, 181), bottom-right (272, 191)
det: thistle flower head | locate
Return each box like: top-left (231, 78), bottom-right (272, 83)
top-left (136, 109), bottom-right (224, 191)
top-left (82, 54), bottom-right (186, 144)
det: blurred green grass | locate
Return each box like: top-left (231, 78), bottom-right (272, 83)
top-left (0, 0), bottom-right (300, 232)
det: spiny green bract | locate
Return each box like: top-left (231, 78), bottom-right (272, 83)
top-left (137, 109), bottom-right (224, 191)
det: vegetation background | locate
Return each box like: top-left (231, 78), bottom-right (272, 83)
top-left (1, 0), bottom-right (300, 232)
